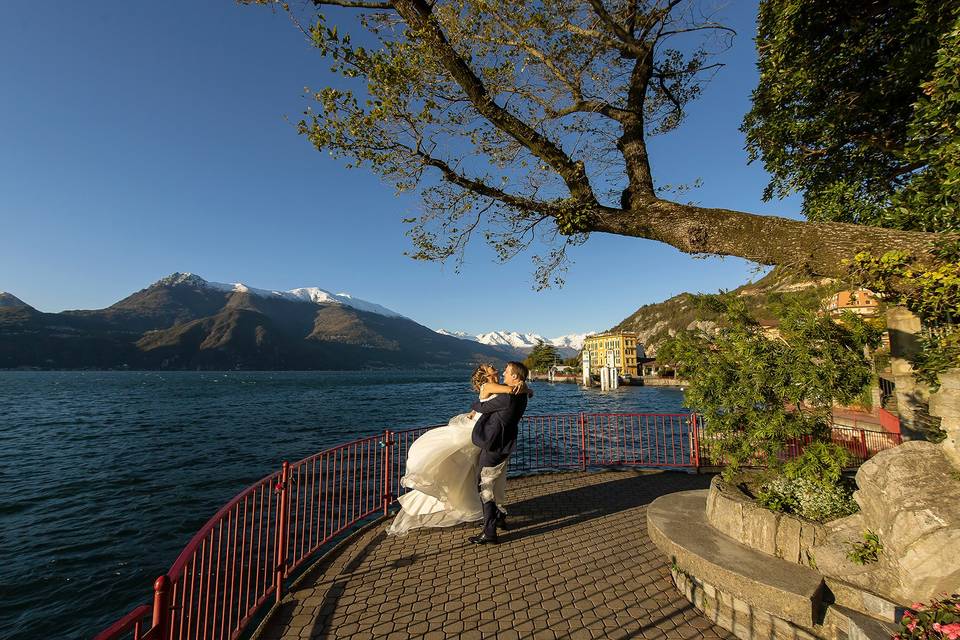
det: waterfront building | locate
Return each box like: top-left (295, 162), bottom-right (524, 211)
top-left (547, 365), bottom-right (576, 382)
top-left (641, 358), bottom-right (674, 378)
top-left (582, 331), bottom-right (642, 376)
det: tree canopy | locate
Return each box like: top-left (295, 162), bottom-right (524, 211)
top-left (244, 0), bottom-right (946, 292)
top-left (743, 0), bottom-right (960, 233)
top-left (659, 295), bottom-right (880, 476)
top-left (525, 340), bottom-right (560, 372)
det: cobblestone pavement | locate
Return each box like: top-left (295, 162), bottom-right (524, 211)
top-left (257, 470), bottom-right (735, 640)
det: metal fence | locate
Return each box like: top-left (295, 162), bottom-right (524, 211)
top-left (94, 412), bottom-right (901, 640)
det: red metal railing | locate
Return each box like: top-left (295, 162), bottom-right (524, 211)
top-left (828, 425), bottom-right (902, 465)
top-left (514, 413), bottom-right (698, 471)
top-left (96, 412), bottom-right (901, 640)
top-left (693, 423), bottom-right (903, 468)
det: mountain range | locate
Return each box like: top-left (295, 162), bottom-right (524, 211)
top-left (433, 329), bottom-right (593, 358)
top-left (0, 273), bottom-right (517, 370)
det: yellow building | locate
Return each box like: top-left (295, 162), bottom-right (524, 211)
top-left (582, 332), bottom-right (641, 376)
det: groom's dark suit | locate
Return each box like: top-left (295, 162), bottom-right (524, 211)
top-left (470, 392), bottom-right (528, 539)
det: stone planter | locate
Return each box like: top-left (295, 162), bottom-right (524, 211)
top-left (706, 476), bottom-right (825, 566)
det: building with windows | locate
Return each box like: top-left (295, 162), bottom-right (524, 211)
top-left (582, 332), bottom-right (643, 377)
top-left (824, 289), bottom-right (880, 317)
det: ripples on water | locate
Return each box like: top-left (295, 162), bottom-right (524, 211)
top-left (0, 370), bottom-right (685, 639)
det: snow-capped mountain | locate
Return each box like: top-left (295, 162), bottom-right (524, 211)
top-left (548, 333), bottom-right (594, 351)
top-left (0, 274), bottom-right (510, 370)
top-left (434, 329), bottom-right (595, 355)
top-left (435, 329), bottom-right (477, 341)
top-left (156, 272), bottom-right (404, 318)
top-left (477, 331), bottom-right (552, 349)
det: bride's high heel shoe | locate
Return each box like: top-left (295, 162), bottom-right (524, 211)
top-left (495, 510), bottom-right (509, 531)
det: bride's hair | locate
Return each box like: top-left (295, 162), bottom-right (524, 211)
top-left (471, 363), bottom-right (494, 391)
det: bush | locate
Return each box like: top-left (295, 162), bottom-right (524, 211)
top-left (784, 442), bottom-right (849, 487)
top-left (757, 475), bottom-right (859, 523)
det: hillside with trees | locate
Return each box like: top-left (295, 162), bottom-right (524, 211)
top-left (609, 268), bottom-right (836, 356)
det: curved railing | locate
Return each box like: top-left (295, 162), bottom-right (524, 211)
top-left (94, 413), bottom-right (901, 640)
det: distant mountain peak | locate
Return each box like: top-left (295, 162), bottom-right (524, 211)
top-left (154, 272), bottom-right (210, 288)
top-left (151, 273), bottom-right (404, 319)
top-left (436, 329), bottom-right (477, 341)
top-left (0, 292), bottom-right (32, 309)
top-left (434, 328), bottom-right (595, 352)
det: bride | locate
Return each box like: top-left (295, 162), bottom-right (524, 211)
top-left (387, 364), bottom-right (530, 536)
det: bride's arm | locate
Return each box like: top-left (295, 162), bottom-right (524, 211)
top-left (480, 381), bottom-right (533, 399)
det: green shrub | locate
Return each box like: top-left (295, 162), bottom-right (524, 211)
top-left (661, 295), bottom-right (880, 479)
top-left (756, 475), bottom-right (859, 523)
top-left (847, 530), bottom-right (883, 565)
top-left (784, 442), bottom-right (849, 488)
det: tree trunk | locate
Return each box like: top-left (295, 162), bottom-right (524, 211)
top-left (592, 199), bottom-right (942, 278)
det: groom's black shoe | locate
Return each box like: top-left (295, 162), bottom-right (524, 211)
top-left (469, 533), bottom-right (499, 545)
top-left (495, 511), bottom-right (509, 531)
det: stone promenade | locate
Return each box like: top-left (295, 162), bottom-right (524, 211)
top-left (256, 470), bottom-right (734, 640)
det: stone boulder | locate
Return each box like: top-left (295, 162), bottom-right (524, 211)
top-left (811, 440), bottom-right (960, 604)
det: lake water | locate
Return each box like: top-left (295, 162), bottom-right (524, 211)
top-left (0, 371), bottom-right (686, 639)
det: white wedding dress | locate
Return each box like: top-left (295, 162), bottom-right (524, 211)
top-left (387, 397), bottom-right (506, 536)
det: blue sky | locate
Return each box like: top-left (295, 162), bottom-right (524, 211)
top-left (0, 1), bottom-right (801, 337)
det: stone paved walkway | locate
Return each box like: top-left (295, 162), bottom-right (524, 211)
top-left (257, 470), bottom-right (734, 640)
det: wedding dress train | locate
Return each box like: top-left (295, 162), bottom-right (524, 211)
top-left (387, 404), bottom-right (506, 536)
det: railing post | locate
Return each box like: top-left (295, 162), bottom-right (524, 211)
top-left (383, 430), bottom-right (393, 515)
top-left (691, 413), bottom-right (701, 472)
top-left (151, 575), bottom-right (170, 640)
top-left (859, 429), bottom-right (868, 463)
top-left (579, 413), bottom-right (586, 471)
top-left (274, 461), bottom-right (290, 604)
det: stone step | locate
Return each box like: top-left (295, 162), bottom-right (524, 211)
top-left (648, 490), bottom-right (826, 629)
top-left (823, 577), bottom-right (905, 623)
top-left (823, 604), bottom-right (900, 640)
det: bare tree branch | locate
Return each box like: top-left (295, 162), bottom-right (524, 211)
top-left (391, 0), bottom-right (598, 205)
top-left (659, 23), bottom-right (736, 38)
top-left (311, 0), bottom-right (395, 8)
top-left (412, 147), bottom-right (563, 216)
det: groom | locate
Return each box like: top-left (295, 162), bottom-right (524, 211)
top-left (468, 361), bottom-right (530, 545)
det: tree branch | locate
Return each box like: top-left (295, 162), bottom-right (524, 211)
top-left (391, 0), bottom-right (598, 206)
top-left (590, 199), bottom-right (945, 278)
top-left (547, 99), bottom-right (630, 122)
top-left (414, 148), bottom-right (562, 216)
top-left (584, 0), bottom-right (646, 57)
top-left (311, 0), bottom-right (395, 8)
top-left (659, 23), bottom-right (737, 39)
top-left (617, 51), bottom-right (656, 207)
top-left (653, 61), bottom-right (724, 79)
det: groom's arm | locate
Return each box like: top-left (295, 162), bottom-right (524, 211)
top-left (471, 394), bottom-right (511, 413)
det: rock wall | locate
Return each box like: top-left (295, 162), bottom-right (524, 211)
top-left (706, 477), bottom-right (824, 566)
